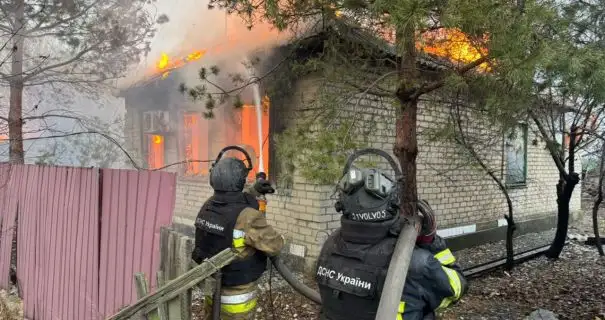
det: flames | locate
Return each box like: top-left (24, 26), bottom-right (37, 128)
top-left (155, 50), bottom-right (207, 78)
top-left (418, 28), bottom-right (490, 71)
top-left (152, 135), bottom-right (163, 144)
top-left (148, 134), bottom-right (165, 169)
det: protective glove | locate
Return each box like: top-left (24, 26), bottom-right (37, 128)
top-left (253, 178), bottom-right (275, 195)
top-left (416, 200), bottom-right (436, 245)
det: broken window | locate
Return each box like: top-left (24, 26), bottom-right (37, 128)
top-left (505, 124), bottom-right (528, 187)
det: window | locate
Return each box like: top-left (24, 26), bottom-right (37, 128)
top-left (505, 124), bottom-right (528, 187)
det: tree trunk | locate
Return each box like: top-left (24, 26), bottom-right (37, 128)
top-left (546, 126), bottom-right (579, 259)
top-left (504, 199), bottom-right (516, 269)
top-left (592, 187), bottom-right (605, 256)
top-left (8, 1), bottom-right (25, 164)
top-left (592, 202), bottom-right (605, 256)
top-left (592, 141), bottom-right (605, 256)
top-left (394, 101), bottom-right (419, 217)
top-left (546, 176), bottom-right (578, 258)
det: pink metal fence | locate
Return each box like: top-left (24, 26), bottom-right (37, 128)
top-left (0, 164), bottom-right (177, 320)
top-left (98, 169), bottom-right (176, 315)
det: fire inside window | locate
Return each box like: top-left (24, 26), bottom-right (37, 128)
top-left (240, 99), bottom-right (270, 180)
top-left (183, 112), bottom-right (209, 175)
top-left (148, 134), bottom-right (165, 169)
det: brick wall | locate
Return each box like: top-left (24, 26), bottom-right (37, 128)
top-left (126, 75), bottom-right (583, 272)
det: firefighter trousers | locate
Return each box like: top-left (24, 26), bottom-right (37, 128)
top-left (203, 282), bottom-right (258, 320)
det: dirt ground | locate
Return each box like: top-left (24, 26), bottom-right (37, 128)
top-left (192, 210), bottom-right (605, 320)
top-left (439, 212), bottom-right (605, 320)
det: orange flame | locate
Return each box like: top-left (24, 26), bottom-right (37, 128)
top-left (152, 135), bottom-right (163, 144)
top-left (155, 50), bottom-right (207, 78)
top-left (157, 53), bottom-right (169, 70)
top-left (417, 28), bottom-right (490, 71)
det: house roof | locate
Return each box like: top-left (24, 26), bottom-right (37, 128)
top-left (286, 17), bottom-right (451, 71)
top-left (117, 17), bottom-right (453, 97)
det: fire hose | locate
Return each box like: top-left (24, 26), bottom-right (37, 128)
top-left (270, 256), bottom-right (322, 304)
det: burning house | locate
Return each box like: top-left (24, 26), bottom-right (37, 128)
top-left (121, 68), bottom-right (270, 179)
top-left (120, 22), bottom-right (582, 272)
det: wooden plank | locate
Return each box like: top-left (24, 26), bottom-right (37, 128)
top-left (107, 248), bottom-right (237, 320)
top-left (134, 273), bottom-right (160, 320)
top-left (156, 271), bottom-right (169, 320)
top-left (179, 236), bottom-right (193, 320)
top-left (159, 228), bottom-right (170, 282)
top-left (167, 230), bottom-right (177, 281)
top-left (167, 232), bottom-right (183, 320)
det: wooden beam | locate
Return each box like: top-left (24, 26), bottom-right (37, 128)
top-left (107, 248), bottom-right (237, 320)
top-left (134, 273), bottom-right (160, 320)
top-left (156, 271), bottom-right (169, 320)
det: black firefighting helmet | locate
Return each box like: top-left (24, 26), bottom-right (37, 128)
top-left (209, 146), bottom-right (253, 192)
top-left (334, 148), bottom-right (402, 222)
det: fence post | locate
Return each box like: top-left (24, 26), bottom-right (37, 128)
top-left (178, 235), bottom-right (193, 320)
top-left (156, 271), bottom-right (169, 320)
top-left (158, 227), bottom-right (194, 320)
top-left (134, 273), bottom-right (160, 320)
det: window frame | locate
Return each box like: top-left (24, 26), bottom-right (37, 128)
top-left (504, 122), bottom-right (529, 189)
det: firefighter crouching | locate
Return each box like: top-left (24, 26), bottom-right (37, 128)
top-left (191, 157), bottom-right (284, 320)
top-left (315, 164), bottom-right (467, 320)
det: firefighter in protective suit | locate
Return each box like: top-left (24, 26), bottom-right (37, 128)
top-left (192, 156), bottom-right (284, 320)
top-left (315, 149), bottom-right (467, 320)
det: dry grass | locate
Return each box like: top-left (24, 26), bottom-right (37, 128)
top-left (0, 291), bottom-right (22, 320)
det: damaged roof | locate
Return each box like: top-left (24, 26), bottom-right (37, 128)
top-left (281, 17), bottom-right (451, 71)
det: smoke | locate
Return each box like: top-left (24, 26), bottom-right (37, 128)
top-left (118, 0), bottom-right (291, 89)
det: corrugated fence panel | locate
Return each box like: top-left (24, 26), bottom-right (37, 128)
top-left (19, 165), bottom-right (38, 317)
top-left (98, 169), bottom-right (176, 316)
top-left (0, 164), bottom-right (176, 319)
top-left (14, 166), bottom-right (100, 320)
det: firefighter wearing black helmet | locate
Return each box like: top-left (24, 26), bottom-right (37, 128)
top-left (315, 151), bottom-right (467, 320)
top-left (192, 156), bottom-right (284, 320)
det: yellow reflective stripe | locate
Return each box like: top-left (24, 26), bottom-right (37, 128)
top-left (233, 229), bottom-right (246, 248)
top-left (434, 249), bottom-right (456, 265)
top-left (395, 301), bottom-right (405, 319)
top-left (398, 301), bottom-right (405, 313)
top-left (232, 238), bottom-right (245, 248)
top-left (205, 296), bottom-right (258, 314)
top-left (436, 297), bottom-right (454, 311)
top-left (221, 298), bottom-right (257, 314)
top-left (442, 266), bottom-right (462, 300)
top-left (221, 292), bottom-right (257, 304)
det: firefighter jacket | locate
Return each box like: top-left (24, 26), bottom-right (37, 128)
top-left (192, 186), bottom-right (284, 287)
top-left (315, 216), bottom-right (467, 320)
